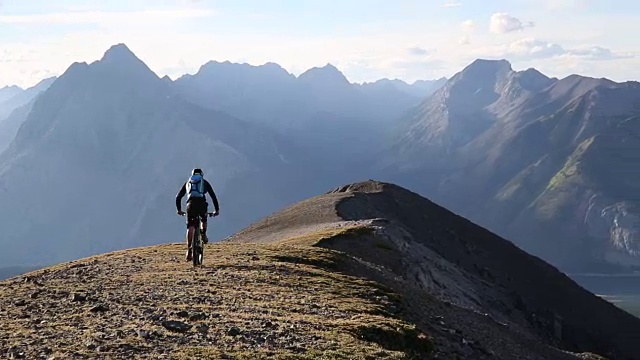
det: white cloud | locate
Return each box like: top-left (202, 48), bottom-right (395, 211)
top-left (407, 46), bottom-right (430, 56)
top-left (568, 46), bottom-right (635, 60)
top-left (456, 20), bottom-right (474, 45)
top-left (461, 20), bottom-right (475, 33)
top-left (479, 37), bottom-right (634, 62)
top-left (505, 38), bottom-right (565, 59)
top-left (0, 9), bottom-right (216, 25)
top-left (490, 13), bottom-right (534, 34)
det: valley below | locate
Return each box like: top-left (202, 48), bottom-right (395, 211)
top-left (569, 273), bottom-right (640, 318)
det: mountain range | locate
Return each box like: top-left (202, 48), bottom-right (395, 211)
top-left (173, 61), bottom-right (443, 165)
top-left (0, 45), bottom-right (307, 267)
top-left (0, 42), bottom-right (637, 275)
top-left (379, 59), bottom-right (640, 272)
top-left (0, 44), bottom-right (443, 268)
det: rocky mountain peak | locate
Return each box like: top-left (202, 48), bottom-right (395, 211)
top-left (298, 63), bottom-right (350, 86)
top-left (100, 43), bottom-right (140, 64)
top-left (90, 43), bottom-right (160, 85)
top-left (513, 68), bottom-right (556, 92)
top-left (458, 59), bottom-right (513, 80)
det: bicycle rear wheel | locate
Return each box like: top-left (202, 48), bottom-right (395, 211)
top-left (192, 225), bottom-right (203, 266)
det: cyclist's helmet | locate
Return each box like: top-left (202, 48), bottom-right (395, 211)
top-left (192, 168), bottom-right (203, 176)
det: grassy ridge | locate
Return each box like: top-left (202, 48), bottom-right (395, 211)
top-left (0, 237), bottom-right (433, 359)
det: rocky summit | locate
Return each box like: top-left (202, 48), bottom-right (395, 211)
top-left (2, 180), bottom-right (639, 359)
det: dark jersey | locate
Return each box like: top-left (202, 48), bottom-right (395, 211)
top-left (176, 178), bottom-right (219, 212)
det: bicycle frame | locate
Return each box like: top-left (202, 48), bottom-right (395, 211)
top-left (183, 212), bottom-right (215, 267)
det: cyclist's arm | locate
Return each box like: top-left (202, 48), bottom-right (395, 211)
top-left (175, 183), bottom-right (187, 212)
top-left (205, 180), bottom-right (220, 212)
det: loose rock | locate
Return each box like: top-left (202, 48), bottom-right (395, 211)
top-left (227, 327), bottom-right (241, 336)
top-left (162, 320), bottom-right (192, 333)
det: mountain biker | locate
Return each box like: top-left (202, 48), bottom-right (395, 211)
top-left (175, 168), bottom-right (220, 261)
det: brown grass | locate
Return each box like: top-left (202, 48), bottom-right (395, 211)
top-left (0, 238), bottom-right (432, 359)
top-left (273, 225), bottom-right (375, 247)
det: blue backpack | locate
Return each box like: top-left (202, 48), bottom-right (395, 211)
top-left (186, 174), bottom-right (206, 199)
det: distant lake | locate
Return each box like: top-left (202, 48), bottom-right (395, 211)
top-left (569, 273), bottom-right (640, 318)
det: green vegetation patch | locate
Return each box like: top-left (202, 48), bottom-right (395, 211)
top-left (546, 136), bottom-right (594, 191)
top-left (534, 137), bottom-right (596, 219)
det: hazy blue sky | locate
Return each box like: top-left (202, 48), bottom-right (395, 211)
top-left (0, 0), bottom-right (638, 88)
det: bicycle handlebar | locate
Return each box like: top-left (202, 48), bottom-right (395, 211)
top-left (178, 212), bottom-right (218, 217)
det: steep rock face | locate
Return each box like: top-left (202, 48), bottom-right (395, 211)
top-left (381, 57), bottom-right (640, 272)
top-left (227, 180), bottom-right (640, 359)
top-left (0, 44), bottom-right (319, 267)
top-left (503, 113), bottom-right (640, 269)
top-left (586, 199), bottom-right (640, 266)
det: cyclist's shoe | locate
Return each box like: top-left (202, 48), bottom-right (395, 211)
top-left (202, 233), bottom-right (209, 244)
top-left (185, 248), bottom-right (192, 261)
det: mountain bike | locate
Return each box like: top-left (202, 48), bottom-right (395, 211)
top-left (180, 211), bottom-right (215, 266)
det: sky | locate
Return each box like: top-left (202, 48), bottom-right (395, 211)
top-left (0, 0), bottom-right (638, 88)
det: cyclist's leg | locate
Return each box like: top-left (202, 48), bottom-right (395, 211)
top-left (185, 201), bottom-right (197, 260)
top-left (201, 201), bottom-right (209, 243)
